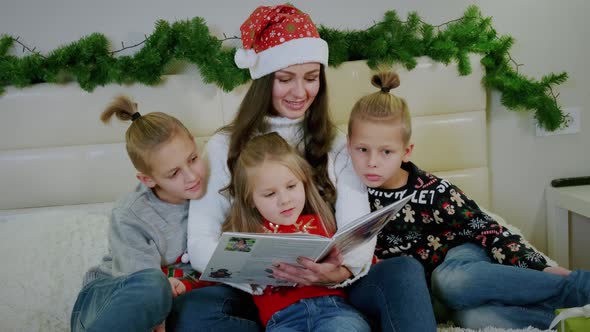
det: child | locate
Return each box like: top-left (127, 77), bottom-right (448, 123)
top-left (70, 96), bottom-right (215, 332)
top-left (346, 71), bottom-right (590, 329)
top-left (222, 132), bottom-right (371, 332)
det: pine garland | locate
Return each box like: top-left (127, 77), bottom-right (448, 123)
top-left (0, 6), bottom-right (566, 130)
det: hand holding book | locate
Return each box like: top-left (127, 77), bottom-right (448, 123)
top-left (272, 247), bottom-right (350, 287)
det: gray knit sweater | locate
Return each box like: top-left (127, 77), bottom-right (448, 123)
top-left (83, 183), bottom-right (189, 286)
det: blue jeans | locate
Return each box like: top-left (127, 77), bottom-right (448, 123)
top-left (70, 269), bottom-right (172, 332)
top-left (348, 256), bottom-right (437, 332)
top-left (167, 284), bottom-right (261, 332)
top-left (431, 243), bottom-right (590, 329)
top-left (266, 296), bottom-right (370, 332)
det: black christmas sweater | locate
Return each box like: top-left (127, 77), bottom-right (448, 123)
top-left (369, 162), bottom-right (549, 281)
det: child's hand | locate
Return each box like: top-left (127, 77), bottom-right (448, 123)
top-left (169, 277), bottom-right (186, 297)
top-left (152, 321), bottom-right (165, 332)
top-left (272, 248), bottom-right (351, 286)
top-left (543, 266), bottom-right (571, 277)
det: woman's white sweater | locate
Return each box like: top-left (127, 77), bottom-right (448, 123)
top-left (187, 116), bottom-right (372, 293)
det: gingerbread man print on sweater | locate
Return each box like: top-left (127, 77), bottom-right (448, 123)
top-left (427, 235), bottom-right (442, 251)
top-left (492, 247), bottom-right (506, 263)
top-left (433, 210), bottom-right (444, 224)
top-left (449, 188), bottom-right (465, 207)
top-left (373, 198), bottom-right (384, 210)
top-left (402, 204), bottom-right (415, 223)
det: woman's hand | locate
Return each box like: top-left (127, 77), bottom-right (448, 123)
top-left (543, 265), bottom-right (571, 277)
top-left (271, 248), bottom-right (352, 286)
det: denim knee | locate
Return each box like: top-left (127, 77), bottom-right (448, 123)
top-left (71, 269), bottom-right (172, 332)
top-left (128, 269), bottom-right (173, 316)
top-left (354, 256), bottom-right (427, 301)
top-left (169, 284), bottom-right (260, 331)
top-left (431, 260), bottom-right (473, 309)
top-left (373, 256), bottom-right (425, 281)
top-left (563, 269), bottom-right (590, 305)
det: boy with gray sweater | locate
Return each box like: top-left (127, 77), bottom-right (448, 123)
top-left (70, 96), bottom-right (212, 332)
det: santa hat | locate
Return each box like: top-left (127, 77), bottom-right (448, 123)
top-left (234, 4), bottom-right (329, 79)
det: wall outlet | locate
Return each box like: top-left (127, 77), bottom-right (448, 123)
top-left (536, 107), bottom-right (581, 136)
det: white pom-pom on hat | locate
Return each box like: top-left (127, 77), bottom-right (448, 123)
top-left (234, 48), bottom-right (258, 69)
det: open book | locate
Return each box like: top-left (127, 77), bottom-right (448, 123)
top-left (199, 196), bottom-right (411, 286)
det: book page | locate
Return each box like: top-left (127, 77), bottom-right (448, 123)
top-left (200, 232), bottom-right (330, 286)
top-left (317, 195), bottom-right (412, 259)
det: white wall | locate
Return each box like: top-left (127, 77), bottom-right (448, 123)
top-left (571, 213), bottom-right (590, 270)
top-left (2, 0), bottom-right (589, 252)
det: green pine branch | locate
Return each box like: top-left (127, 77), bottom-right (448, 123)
top-left (0, 5), bottom-right (567, 130)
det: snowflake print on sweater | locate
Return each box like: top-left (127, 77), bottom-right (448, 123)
top-left (369, 162), bottom-right (549, 282)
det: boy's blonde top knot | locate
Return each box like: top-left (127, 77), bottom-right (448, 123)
top-left (100, 95), bottom-right (192, 175)
top-left (348, 71), bottom-right (412, 145)
top-left (371, 71), bottom-right (400, 92)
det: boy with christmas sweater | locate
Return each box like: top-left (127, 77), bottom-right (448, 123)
top-left (365, 161), bottom-right (548, 280)
top-left (346, 71), bottom-right (590, 330)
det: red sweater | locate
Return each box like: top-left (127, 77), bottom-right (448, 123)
top-left (161, 255), bottom-right (218, 291)
top-left (254, 214), bottom-right (345, 326)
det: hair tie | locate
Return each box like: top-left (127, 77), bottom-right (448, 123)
top-left (131, 112), bottom-right (141, 121)
top-left (381, 87), bottom-right (391, 93)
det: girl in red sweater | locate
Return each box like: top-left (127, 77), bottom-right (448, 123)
top-left (222, 132), bottom-right (370, 331)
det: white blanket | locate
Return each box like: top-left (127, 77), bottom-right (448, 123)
top-left (0, 209), bottom-right (109, 332)
top-left (0, 207), bottom-right (552, 332)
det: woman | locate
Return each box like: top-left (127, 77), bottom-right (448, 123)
top-left (173, 5), bottom-right (436, 332)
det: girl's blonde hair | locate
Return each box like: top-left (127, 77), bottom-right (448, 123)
top-left (222, 132), bottom-right (336, 234)
top-left (348, 71), bottom-right (412, 146)
top-left (100, 95), bottom-right (192, 175)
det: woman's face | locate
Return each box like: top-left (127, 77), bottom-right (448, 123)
top-left (272, 63), bottom-right (321, 119)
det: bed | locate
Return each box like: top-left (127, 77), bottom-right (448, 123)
top-left (0, 56), bottom-right (551, 332)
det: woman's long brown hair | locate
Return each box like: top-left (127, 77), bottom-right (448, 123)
top-left (222, 65), bottom-right (337, 207)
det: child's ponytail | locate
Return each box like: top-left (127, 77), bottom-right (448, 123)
top-left (100, 95), bottom-right (192, 175)
top-left (101, 96), bottom-right (139, 123)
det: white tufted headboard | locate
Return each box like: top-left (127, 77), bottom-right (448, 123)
top-left (0, 55), bottom-right (487, 214)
